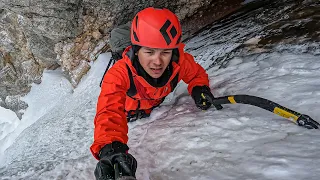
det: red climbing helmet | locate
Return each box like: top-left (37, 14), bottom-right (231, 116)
top-left (131, 7), bottom-right (182, 49)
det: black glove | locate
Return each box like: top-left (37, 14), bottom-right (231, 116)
top-left (191, 85), bottom-right (223, 110)
top-left (94, 141), bottom-right (137, 180)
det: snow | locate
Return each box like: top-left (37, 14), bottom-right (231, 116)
top-left (0, 68), bottom-right (73, 163)
top-left (0, 53), bottom-right (111, 179)
top-left (0, 107), bottom-right (19, 142)
top-left (129, 53), bottom-right (320, 180)
top-left (1, 49), bottom-right (319, 179)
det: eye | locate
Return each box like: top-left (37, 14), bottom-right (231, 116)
top-left (162, 51), bottom-right (171, 55)
top-left (143, 51), bottom-right (152, 54)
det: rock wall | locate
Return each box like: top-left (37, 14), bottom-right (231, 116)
top-left (0, 0), bottom-right (243, 118)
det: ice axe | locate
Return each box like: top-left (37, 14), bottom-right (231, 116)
top-left (207, 94), bottom-right (320, 129)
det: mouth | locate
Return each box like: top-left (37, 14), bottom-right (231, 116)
top-left (150, 68), bottom-right (163, 74)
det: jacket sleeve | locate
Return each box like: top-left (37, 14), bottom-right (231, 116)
top-left (179, 52), bottom-right (210, 94)
top-left (90, 62), bottom-right (130, 160)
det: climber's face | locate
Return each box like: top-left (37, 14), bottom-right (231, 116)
top-left (137, 47), bottom-right (173, 78)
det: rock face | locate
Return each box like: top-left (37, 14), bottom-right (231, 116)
top-left (0, 0), bottom-right (243, 118)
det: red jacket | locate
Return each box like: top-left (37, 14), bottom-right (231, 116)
top-left (90, 44), bottom-right (209, 159)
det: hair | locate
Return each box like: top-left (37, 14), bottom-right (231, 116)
top-left (132, 45), bottom-right (141, 53)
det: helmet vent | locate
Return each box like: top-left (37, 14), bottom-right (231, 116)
top-left (133, 31), bottom-right (139, 42)
top-left (135, 15), bottom-right (139, 29)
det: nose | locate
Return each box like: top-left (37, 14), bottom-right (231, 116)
top-left (153, 53), bottom-right (162, 66)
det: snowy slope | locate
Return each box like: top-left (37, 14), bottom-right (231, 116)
top-left (129, 52), bottom-right (320, 180)
top-left (0, 68), bottom-right (73, 159)
top-left (0, 50), bottom-right (319, 180)
top-left (0, 54), bottom-right (112, 179)
top-left (0, 108), bottom-right (19, 143)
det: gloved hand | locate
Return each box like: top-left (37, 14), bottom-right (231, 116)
top-left (94, 141), bottom-right (137, 180)
top-left (191, 85), bottom-right (223, 110)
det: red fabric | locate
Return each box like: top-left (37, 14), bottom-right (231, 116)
top-left (90, 44), bottom-right (209, 159)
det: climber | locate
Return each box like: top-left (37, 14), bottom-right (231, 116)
top-left (91, 7), bottom-right (222, 179)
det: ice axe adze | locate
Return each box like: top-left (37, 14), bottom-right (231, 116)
top-left (208, 94), bottom-right (320, 129)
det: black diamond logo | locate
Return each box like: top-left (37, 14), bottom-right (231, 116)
top-left (170, 26), bottom-right (177, 39)
top-left (160, 20), bottom-right (172, 45)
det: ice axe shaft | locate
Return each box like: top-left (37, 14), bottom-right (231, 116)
top-left (209, 94), bottom-right (319, 129)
